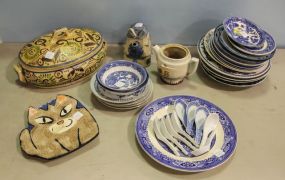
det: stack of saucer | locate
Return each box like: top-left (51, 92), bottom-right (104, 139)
top-left (90, 60), bottom-right (153, 110)
top-left (198, 17), bottom-right (276, 87)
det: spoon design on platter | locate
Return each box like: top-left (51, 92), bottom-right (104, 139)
top-left (199, 113), bottom-right (219, 147)
top-left (194, 107), bottom-right (209, 145)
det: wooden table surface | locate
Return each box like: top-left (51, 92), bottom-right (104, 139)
top-left (0, 44), bottom-right (284, 180)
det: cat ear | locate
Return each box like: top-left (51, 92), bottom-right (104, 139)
top-left (28, 106), bottom-right (38, 125)
top-left (56, 94), bottom-right (78, 106)
top-left (56, 95), bottom-right (68, 105)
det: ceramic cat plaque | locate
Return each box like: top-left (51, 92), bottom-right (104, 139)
top-left (19, 95), bottom-right (99, 160)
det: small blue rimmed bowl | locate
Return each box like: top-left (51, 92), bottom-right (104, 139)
top-left (96, 60), bottom-right (149, 93)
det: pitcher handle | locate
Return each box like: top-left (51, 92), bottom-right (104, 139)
top-left (187, 57), bottom-right (199, 77)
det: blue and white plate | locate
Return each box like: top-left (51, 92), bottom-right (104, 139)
top-left (223, 17), bottom-right (265, 48)
top-left (228, 30), bottom-right (276, 56)
top-left (215, 25), bottom-right (273, 62)
top-left (96, 60), bottom-right (148, 92)
top-left (198, 35), bottom-right (271, 80)
top-left (201, 65), bottom-right (267, 87)
top-left (204, 29), bottom-right (265, 73)
top-left (135, 96), bottom-right (237, 172)
top-left (91, 73), bottom-right (151, 103)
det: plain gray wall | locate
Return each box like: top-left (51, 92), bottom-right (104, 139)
top-left (0, 0), bottom-right (284, 47)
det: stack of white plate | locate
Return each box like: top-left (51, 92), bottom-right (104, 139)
top-left (90, 60), bottom-right (153, 110)
top-left (198, 17), bottom-right (276, 87)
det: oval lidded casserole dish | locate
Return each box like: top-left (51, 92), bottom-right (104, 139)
top-left (14, 27), bottom-right (107, 88)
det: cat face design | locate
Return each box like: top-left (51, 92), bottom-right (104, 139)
top-left (46, 106), bottom-right (83, 134)
top-left (20, 95), bottom-right (99, 160)
top-left (28, 95), bottom-right (84, 135)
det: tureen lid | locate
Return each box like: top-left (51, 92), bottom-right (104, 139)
top-left (19, 27), bottom-right (103, 68)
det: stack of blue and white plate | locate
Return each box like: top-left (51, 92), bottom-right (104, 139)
top-left (198, 17), bottom-right (276, 87)
top-left (90, 60), bottom-right (153, 110)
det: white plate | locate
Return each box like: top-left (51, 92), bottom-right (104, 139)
top-left (91, 73), bottom-right (153, 104)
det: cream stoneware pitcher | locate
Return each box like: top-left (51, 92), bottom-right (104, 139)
top-left (153, 44), bottom-right (199, 84)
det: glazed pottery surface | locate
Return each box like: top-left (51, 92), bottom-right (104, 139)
top-left (197, 24), bottom-right (273, 88)
top-left (153, 44), bottom-right (199, 84)
top-left (91, 73), bottom-right (150, 102)
top-left (14, 27), bottom-right (107, 88)
top-left (215, 25), bottom-right (274, 62)
top-left (96, 60), bottom-right (148, 92)
top-left (228, 30), bottom-right (276, 56)
top-left (223, 17), bottom-right (265, 47)
top-left (91, 75), bottom-right (153, 109)
top-left (19, 95), bottom-right (99, 160)
top-left (135, 95), bottom-right (237, 172)
top-left (124, 22), bottom-right (152, 67)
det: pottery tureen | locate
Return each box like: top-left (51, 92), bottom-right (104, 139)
top-left (14, 27), bottom-right (107, 88)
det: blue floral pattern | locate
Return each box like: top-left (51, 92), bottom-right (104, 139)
top-left (135, 96), bottom-right (237, 172)
top-left (223, 17), bottom-right (265, 47)
top-left (96, 60), bottom-right (148, 92)
top-left (105, 71), bottom-right (139, 90)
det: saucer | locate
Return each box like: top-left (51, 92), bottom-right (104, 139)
top-left (228, 30), bottom-right (276, 56)
top-left (204, 29), bottom-right (264, 73)
top-left (215, 25), bottom-right (273, 62)
top-left (201, 65), bottom-right (267, 87)
top-left (198, 36), bottom-right (271, 80)
top-left (91, 78), bottom-right (153, 104)
top-left (135, 96), bottom-right (237, 172)
top-left (223, 17), bottom-right (265, 47)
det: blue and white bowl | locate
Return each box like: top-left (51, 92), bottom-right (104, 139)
top-left (91, 74), bottom-right (149, 102)
top-left (96, 60), bottom-right (148, 92)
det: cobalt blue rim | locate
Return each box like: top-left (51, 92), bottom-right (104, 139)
top-left (201, 63), bottom-right (268, 86)
top-left (135, 95), bottom-right (237, 172)
top-left (198, 35), bottom-right (271, 79)
top-left (205, 29), bottom-right (263, 70)
top-left (215, 25), bottom-right (274, 62)
top-left (228, 30), bottom-right (276, 56)
top-left (96, 60), bottom-right (149, 92)
top-left (223, 17), bottom-right (265, 48)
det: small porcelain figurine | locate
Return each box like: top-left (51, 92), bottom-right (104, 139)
top-left (124, 23), bottom-right (152, 67)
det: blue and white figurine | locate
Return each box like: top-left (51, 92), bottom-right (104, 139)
top-left (124, 22), bottom-right (152, 67)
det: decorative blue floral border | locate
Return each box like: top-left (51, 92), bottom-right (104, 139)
top-left (135, 95), bottom-right (237, 172)
top-left (231, 30), bottom-right (276, 56)
top-left (96, 60), bottom-right (148, 92)
top-left (223, 17), bottom-right (265, 47)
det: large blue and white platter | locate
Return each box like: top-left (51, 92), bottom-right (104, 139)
top-left (135, 96), bottom-right (237, 172)
top-left (223, 17), bottom-right (265, 48)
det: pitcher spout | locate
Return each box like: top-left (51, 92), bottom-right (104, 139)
top-left (152, 45), bottom-right (161, 59)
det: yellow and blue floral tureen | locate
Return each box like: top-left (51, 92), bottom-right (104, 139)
top-left (14, 27), bottom-right (107, 88)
